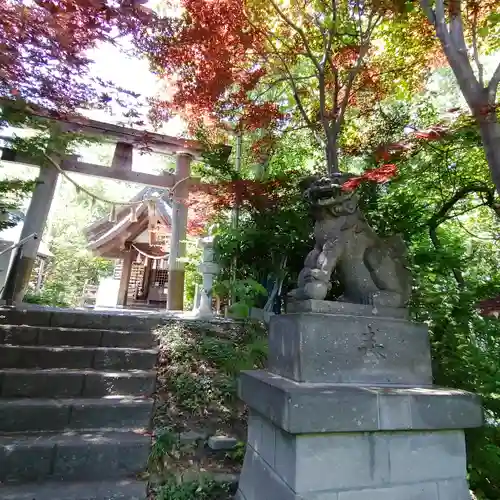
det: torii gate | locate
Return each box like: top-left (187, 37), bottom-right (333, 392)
top-left (0, 110), bottom-right (205, 311)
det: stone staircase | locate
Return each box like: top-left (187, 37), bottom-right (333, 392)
top-left (0, 307), bottom-right (162, 500)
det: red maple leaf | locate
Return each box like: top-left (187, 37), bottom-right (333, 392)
top-left (342, 164), bottom-right (398, 192)
top-left (342, 177), bottom-right (364, 191)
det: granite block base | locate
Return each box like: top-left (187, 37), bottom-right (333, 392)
top-left (236, 412), bottom-right (474, 500)
top-left (238, 370), bottom-right (482, 434)
top-left (237, 307), bottom-right (481, 499)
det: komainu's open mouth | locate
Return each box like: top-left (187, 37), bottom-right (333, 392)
top-left (306, 178), bottom-right (342, 205)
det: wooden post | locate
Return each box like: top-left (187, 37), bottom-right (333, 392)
top-left (35, 258), bottom-right (45, 293)
top-left (117, 250), bottom-right (134, 307)
top-left (143, 257), bottom-right (153, 301)
top-left (111, 142), bottom-right (134, 171)
top-left (13, 160), bottom-right (59, 304)
top-left (167, 152), bottom-right (192, 310)
top-left (230, 131), bottom-right (242, 305)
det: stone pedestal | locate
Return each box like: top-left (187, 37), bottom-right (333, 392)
top-left (236, 300), bottom-right (482, 500)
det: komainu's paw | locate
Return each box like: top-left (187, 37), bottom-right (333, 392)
top-left (303, 282), bottom-right (329, 300)
top-left (309, 269), bottom-right (330, 281)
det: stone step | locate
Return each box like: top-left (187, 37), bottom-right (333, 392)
top-left (0, 479), bottom-right (146, 500)
top-left (0, 431), bottom-right (150, 483)
top-left (0, 369), bottom-right (156, 398)
top-left (0, 345), bottom-right (158, 371)
top-left (0, 325), bottom-right (157, 348)
top-left (0, 397), bottom-right (153, 433)
top-left (0, 307), bottom-right (163, 332)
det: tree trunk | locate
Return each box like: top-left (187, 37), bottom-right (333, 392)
top-left (478, 115), bottom-right (500, 197)
top-left (326, 132), bottom-right (339, 175)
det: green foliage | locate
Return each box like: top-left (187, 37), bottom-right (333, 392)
top-left (349, 97), bottom-right (500, 499)
top-left (197, 333), bottom-right (267, 377)
top-left (38, 242), bottom-right (113, 307)
top-left (154, 320), bottom-right (267, 427)
top-left (212, 130), bottom-right (316, 295)
top-left (192, 128), bottom-right (236, 182)
top-left (181, 242), bottom-right (203, 311)
top-left (24, 283), bottom-right (69, 308)
top-left (149, 427), bottom-right (180, 474)
top-left (225, 441), bottom-right (246, 465)
top-left (213, 278), bottom-right (267, 318)
top-left (0, 178), bottom-right (35, 231)
top-left (154, 477), bottom-right (231, 500)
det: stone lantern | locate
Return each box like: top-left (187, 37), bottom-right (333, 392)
top-left (192, 234), bottom-right (219, 318)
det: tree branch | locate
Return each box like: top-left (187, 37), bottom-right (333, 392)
top-left (254, 74), bottom-right (316, 101)
top-left (244, 13), bottom-right (324, 148)
top-left (421, 0), bottom-right (480, 107)
top-left (456, 219), bottom-right (497, 241)
top-left (268, 0), bottom-right (322, 72)
top-left (433, 0), bottom-right (453, 48)
top-left (336, 12), bottom-right (381, 129)
top-left (282, 123), bottom-right (313, 133)
top-left (488, 62), bottom-right (500, 103)
top-left (419, 0), bottom-right (436, 23)
top-left (428, 224), bottom-right (465, 287)
top-left (427, 181), bottom-right (498, 287)
top-left (471, 6), bottom-right (484, 87)
top-left (449, 0), bottom-right (468, 56)
top-left (263, 31), bottom-right (324, 148)
top-left (429, 182), bottom-right (496, 228)
top-left (321, 10), bottom-right (336, 70)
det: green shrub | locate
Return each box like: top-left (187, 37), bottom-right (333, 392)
top-left (149, 427), bottom-right (180, 474)
top-left (24, 283), bottom-right (70, 308)
top-left (154, 320), bottom-right (267, 430)
top-left (154, 477), bottom-right (231, 500)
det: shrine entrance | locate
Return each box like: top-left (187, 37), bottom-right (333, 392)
top-left (0, 107), bottom-right (204, 311)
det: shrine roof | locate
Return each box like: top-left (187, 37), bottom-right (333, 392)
top-left (85, 186), bottom-right (172, 258)
top-left (477, 295), bottom-right (500, 318)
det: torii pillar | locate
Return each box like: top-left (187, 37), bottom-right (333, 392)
top-left (12, 158), bottom-right (60, 304)
top-left (167, 152), bottom-right (193, 311)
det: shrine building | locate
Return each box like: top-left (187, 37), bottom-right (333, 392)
top-left (85, 187), bottom-right (174, 309)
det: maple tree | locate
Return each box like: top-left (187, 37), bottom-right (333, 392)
top-left (145, 0), bottom-right (441, 175)
top-left (0, 0), bottom-right (155, 113)
top-left (186, 173), bottom-right (305, 235)
top-left (414, 0), bottom-right (500, 196)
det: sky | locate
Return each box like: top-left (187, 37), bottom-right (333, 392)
top-left (0, 37), bottom-right (184, 229)
top-left (83, 40), bottom-right (186, 138)
top-left (2, 37), bottom-right (184, 180)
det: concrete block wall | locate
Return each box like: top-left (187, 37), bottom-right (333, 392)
top-left (238, 411), bottom-right (473, 500)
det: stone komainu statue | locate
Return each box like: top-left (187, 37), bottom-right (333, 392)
top-left (289, 174), bottom-right (412, 308)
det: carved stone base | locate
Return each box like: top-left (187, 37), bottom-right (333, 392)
top-left (236, 305), bottom-right (482, 500)
top-left (268, 307), bottom-right (432, 386)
